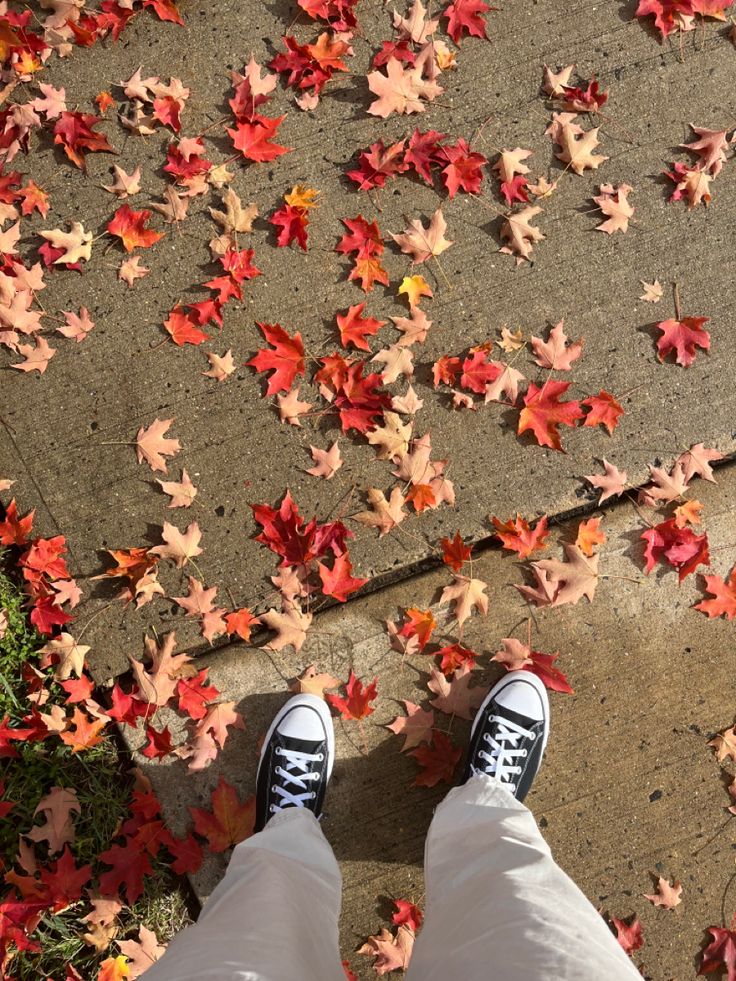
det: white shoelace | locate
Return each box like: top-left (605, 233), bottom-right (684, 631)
top-left (472, 714), bottom-right (536, 794)
top-left (270, 746), bottom-right (323, 815)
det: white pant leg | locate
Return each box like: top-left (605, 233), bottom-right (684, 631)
top-left (406, 775), bottom-right (640, 981)
top-left (144, 809), bottom-right (346, 981)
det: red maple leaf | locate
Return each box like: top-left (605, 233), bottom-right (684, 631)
top-left (435, 643), bottom-right (477, 676)
top-left (0, 499), bottom-right (35, 545)
top-left (53, 111), bottom-right (113, 170)
top-left (98, 836), bottom-right (153, 903)
top-left (611, 914), bottom-right (643, 955)
top-left (696, 567), bottom-right (736, 620)
top-left (409, 729), bottom-right (462, 787)
top-left (399, 607), bottom-right (437, 650)
top-left (581, 390), bottom-right (624, 434)
top-left (635, 0), bottom-right (695, 38)
top-left (440, 531), bottom-right (472, 571)
top-left (326, 670), bottom-right (378, 720)
top-left (432, 355), bottom-right (462, 387)
top-left (460, 350), bottom-right (502, 393)
top-left (372, 39), bottom-right (416, 68)
top-left (177, 669), bottom-right (221, 719)
top-left (560, 77), bottom-right (608, 112)
top-left (225, 607), bottom-right (261, 641)
top-left (30, 597), bottom-right (73, 635)
top-left (251, 489), bottom-right (352, 567)
top-left (525, 650), bottom-right (574, 694)
top-left (247, 322), bottom-right (305, 395)
top-left (107, 205), bottom-right (164, 252)
top-left (492, 514), bottom-right (549, 558)
top-left (392, 899), bottom-right (423, 932)
top-left (163, 305), bottom-right (210, 347)
top-left (189, 776), bottom-right (255, 852)
top-left (518, 381), bottom-right (584, 452)
top-left (700, 924), bottom-right (736, 980)
top-left (655, 316), bottom-right (710, 367)
top-left (141, 724), bottom-right (173, 760)
top-left (163, 140), bottom-right (212, 182)
top-left (500, 174), bottom-right (530, 206)
top-left (443, 0), bottom-right (492, 43)
top-left (143, 0), bottom-right (185, 24)
top-left (269, 204), bottom-right (309, 250)
top-left (317, 551), bottom-right (368, 602)
top-left (642, 517), bottom-right (710, 582)
top-left (228, 115), bottom-right (291, 162)
top-left (329, 361), bottom-right (392, 433)
top-left (40, 847), bottom-right (92, 912)
top-left (107, 683), bottom-right (149, 727)
top-left (166, 833), bottom-right (203, 875)
top-left (337, 303), bottom-right (387, 351)
top-left (347, 138), bottom-right (408, 191)
top-left (404, 128), bottom-right (446, 184)
top-left (439, 138), bottom-right (488, 198)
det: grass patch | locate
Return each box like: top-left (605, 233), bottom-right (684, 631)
top-left (0, 548), bottom-right (193, 979)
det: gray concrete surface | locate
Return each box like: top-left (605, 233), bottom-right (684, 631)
top-left (126, 463), bottom-right (736, 980)
top-left (1, 1), bottom-right (735, 679)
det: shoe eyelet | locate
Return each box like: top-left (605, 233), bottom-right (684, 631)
top-left (528, 732), bottom-right (536, 740)
top-left (521, 749), bottom-right (528, 758)
top-left (274, 747), bottom-right (281, 756)
top-left (271, 784), bottom-right (277, 792)
top-left (310, 791), bottom-right (316, 799)
top-left (316, 752), bottom-right (324, 761)
top-left (509, 785), bottom-right (516, 793)
top-left (269, 804), bottom-right (276, 813)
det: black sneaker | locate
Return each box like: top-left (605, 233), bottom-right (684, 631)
top-left (463, 672), bottom-right (550, 801)
top-left (254, 693), bottom-right (335, 833)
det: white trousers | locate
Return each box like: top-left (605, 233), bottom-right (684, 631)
top-left (146, 776), bottom-right (640, 980)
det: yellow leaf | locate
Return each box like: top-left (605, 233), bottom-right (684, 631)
top-left (284, 185), bottom-right (319, 210)
top-left (398, 275), bottom-right (433, 308)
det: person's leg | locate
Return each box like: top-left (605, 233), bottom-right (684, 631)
top-left (406, 673), bottom-right (640, 981)
top-left (145, 694), bottom-right (346, 981)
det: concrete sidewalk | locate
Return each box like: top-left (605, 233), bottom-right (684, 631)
top-left (126, 463), bottom-right (736, 980)
top-left (1, 0), bottom-right (734, 679)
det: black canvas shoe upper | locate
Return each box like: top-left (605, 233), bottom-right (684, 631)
top-left (463, 673), bottom-right (549, 802)
top-left (255, 696), bottom-right (333, 833)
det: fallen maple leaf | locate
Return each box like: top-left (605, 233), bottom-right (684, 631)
top-left (118, 925), bottom-right (165, 979)
top-left (247, 322), bottom-right (305, 395)
top-left (326, 670), bottom-right (378, 720)
top-left (60, 708), bottom-right (106, 752)
top-left (593, 183), bottom-right (634, 234)
top-left (700, 923), bottom-right (736, 979)
top-left (517, 544), bottom-right (599, 607)
top-left (576, 517), bottom-right (606, 556)
top-left (354, 487), bottom-right (407, 536)
top-left (386, 700), bottom-right (435, 751)
top-left (492, 638), bottom-right (574, 694)
top-left (428, 664), bottom-right (486, 719)
top-left (440, 531), bottom-right (472, 571)
top-left (440, 573), bottom-right (488, 625)
top-left (53, 111), bottom-right (113, 169)
top-left (367, 58), bottom-right (442, 118)
top-left (518, 381), bottom-right (584, 452)
top-left (129, 631), bottom-right (191, 705)
top-left (586, 458), bottom-right (628, 503)
top-left (554, 123), bottom-right (608, 174)
top-left (409, 729), bottom-right (462, 786)
top-left (655, 316), bottom-right (710, 367)
top-left (11, 336), bottom-right (57, 375)
top-left (337, 302), bottom-right (386, 351)
top-left (643, 876), bottom-right (682, 909)
top-left (228, 114), bottom-right (291, 162)
top-left (317, 552), bottom-right (368, 602)
top-left (678, 442), bottom-right (724, 482)
top-left (135, 418), bottom-right (181, 473)
top-left (261, 602), bottom-right (313, 652)
top-left (119, 256), bottom-right (150, 287)
top-left (40, 631), bottom-right (90, 681)
top-left (150, 521), bottom-right (203, 568)
top-left (500, 205), bottom-right (545, 263)
top-left (696, 567), bottom-right (736, 620)
top-left (108, 205), bottom-right (165, 253)
top-left (392, 209), bottom-right (452, 263)
top-left (611, 914), bottom-right (643, 955)
top-left (681, 124), bottom-right (729, 175)
top-left (26, 786), bottom-right (80, 855)
top-left (530, 320), bottom-right (583, 371)
top-left (289, 664), bottom-right (341, 699)
top-left (189, 776), bottom-right (255, 852)
top-left (359, 923), bottom-right (415, 975)
top-left (39, 222), bottom-right (92, 264)
top-left (492, 514), bottom-right (549, 558)
top-left (639, 279), bottom-right (663, 303)
top-left (306, 442), bottom-right (343, 479)
top-left (184, 701), bottom-right (245, 771)
top-left (157, 469), bottom-right (197, 508)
